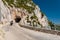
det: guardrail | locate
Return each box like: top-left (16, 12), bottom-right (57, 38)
top-left (19, 25), bottom-right (60, 35)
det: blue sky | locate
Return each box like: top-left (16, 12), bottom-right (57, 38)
top-left (33, 0), bottom-right (60, 24)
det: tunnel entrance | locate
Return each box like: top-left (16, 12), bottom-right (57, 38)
top-left (15, 16), bottom-right (21, 23)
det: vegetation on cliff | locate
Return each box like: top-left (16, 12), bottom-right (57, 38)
top-left (2, 0), bottom-right (36, 13)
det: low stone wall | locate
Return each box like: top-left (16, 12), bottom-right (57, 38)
top-left (20, 25), bottom-right (60, 35)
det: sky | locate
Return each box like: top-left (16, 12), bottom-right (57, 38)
top-left (33, 0), bottom-right (60, 24)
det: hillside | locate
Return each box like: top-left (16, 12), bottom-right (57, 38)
top-left (0, 0), bottom-right (51, 29)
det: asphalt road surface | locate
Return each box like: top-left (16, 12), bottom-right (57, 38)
top-left (0, 23), bottom-right (60, 40)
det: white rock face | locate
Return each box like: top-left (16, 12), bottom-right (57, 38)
top-left (0, 0), bottom-right (12, 24)
top-left (0, 0), bottom-right (51, 29)
top-left (34, 6), bottom-right (51, 29)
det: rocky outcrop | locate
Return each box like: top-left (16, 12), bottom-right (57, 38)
top-left (0, 0), bottom-right (51, 29)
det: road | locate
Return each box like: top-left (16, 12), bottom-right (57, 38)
top-left (0, 23), bottom-right (60, 40)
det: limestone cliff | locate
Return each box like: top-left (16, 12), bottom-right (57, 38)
top-left (0, 0), bottom-right (51, 29)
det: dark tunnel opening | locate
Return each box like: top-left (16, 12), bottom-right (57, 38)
top-left (15, 16), bottom-right (21, 23)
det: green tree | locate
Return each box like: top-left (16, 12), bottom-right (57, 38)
top-left (48, 21), bottom-right (55, 30)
